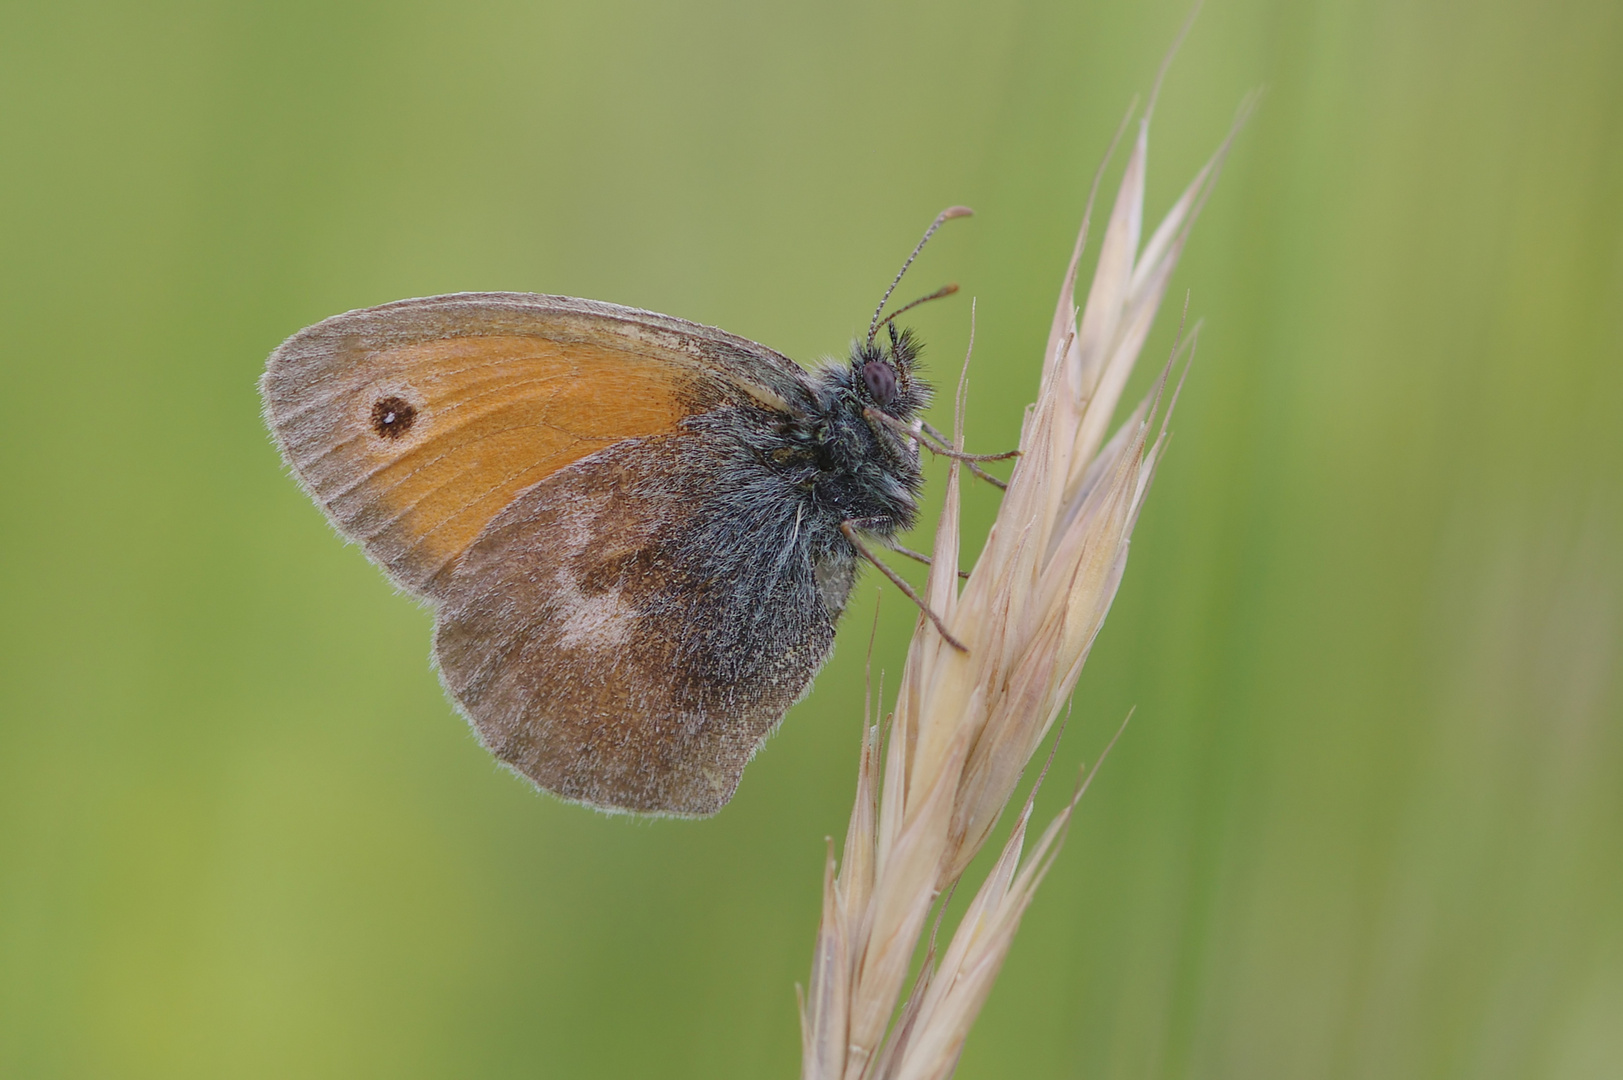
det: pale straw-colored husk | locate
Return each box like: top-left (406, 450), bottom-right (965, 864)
top-left (799, 93), bottom-right (1255, 1080)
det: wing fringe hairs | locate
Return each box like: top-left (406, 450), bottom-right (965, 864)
top-left (799, 93), bottom-right (1258, 1080)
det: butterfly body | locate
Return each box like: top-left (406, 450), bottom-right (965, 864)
top-left (263, 291), bottom-right (930, 815)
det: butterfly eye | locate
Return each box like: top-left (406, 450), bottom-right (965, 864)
top-left (861, 360), bottom-right (898, 407)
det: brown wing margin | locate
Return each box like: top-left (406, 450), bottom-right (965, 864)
top-left (260, 292), bottom-right (812, 598)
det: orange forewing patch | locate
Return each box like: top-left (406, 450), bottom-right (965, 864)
top-left (365, 336), bottom-right (693, 568)
top-left (291, 334), bottom-right (703, 593)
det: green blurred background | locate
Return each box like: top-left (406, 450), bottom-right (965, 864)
top-left (2, 1), bottom-right (1619, 1076)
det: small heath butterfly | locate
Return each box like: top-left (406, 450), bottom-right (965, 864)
top-left (261, 209), bottom-right (974, 816)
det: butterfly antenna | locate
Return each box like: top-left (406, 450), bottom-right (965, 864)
top-left (867, 206), bottom-right (973, 349)
top-left (874, 283), bottom-right (960, 334)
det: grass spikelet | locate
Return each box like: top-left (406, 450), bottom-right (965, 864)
top-left (799, 91), bottom-right (1256, 1080)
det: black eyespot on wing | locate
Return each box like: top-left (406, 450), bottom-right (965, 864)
top-left (862, 360), bottom-right (898, 407)
top-left (370, 395), bottom-right (416, 439)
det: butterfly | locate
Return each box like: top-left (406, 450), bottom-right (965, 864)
top-left (260, 208), bottom-right (989, 816)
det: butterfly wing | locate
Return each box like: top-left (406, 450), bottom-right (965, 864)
top-left (260, 292), bottom-right (811, 597)
top-left (262, 292), bottom-right (835, 815)
top-left (434, 430), bottom-right (843, 816)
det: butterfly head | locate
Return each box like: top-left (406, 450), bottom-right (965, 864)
top-left (854, 206), bottom-right (971, 420)
top-left (852, 321), bottom-right (928, 419)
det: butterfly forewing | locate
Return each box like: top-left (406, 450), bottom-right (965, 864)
top-left (260, 293), bottom-right (806, 596)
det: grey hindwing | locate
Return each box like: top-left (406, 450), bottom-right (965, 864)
top-left (431, 430), bottom-right (848, 816)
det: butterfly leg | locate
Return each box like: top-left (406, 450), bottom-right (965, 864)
top-left (915, 419), bottom-right (1020, 462)
top-left (919, 421), bottom-right (1011, 490)
top-left (861, 407), bottom-right (1014, 489)
top-left (840, 519), bottom-right (968, 653)
top-left (889, 541), bottom-right (970, 580)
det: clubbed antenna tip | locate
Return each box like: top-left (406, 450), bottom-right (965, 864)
top-left (867, 207), bottom-right (975, 348)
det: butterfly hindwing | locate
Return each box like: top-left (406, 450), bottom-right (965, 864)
top-left (433, 433), bottom-right (843, 816)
